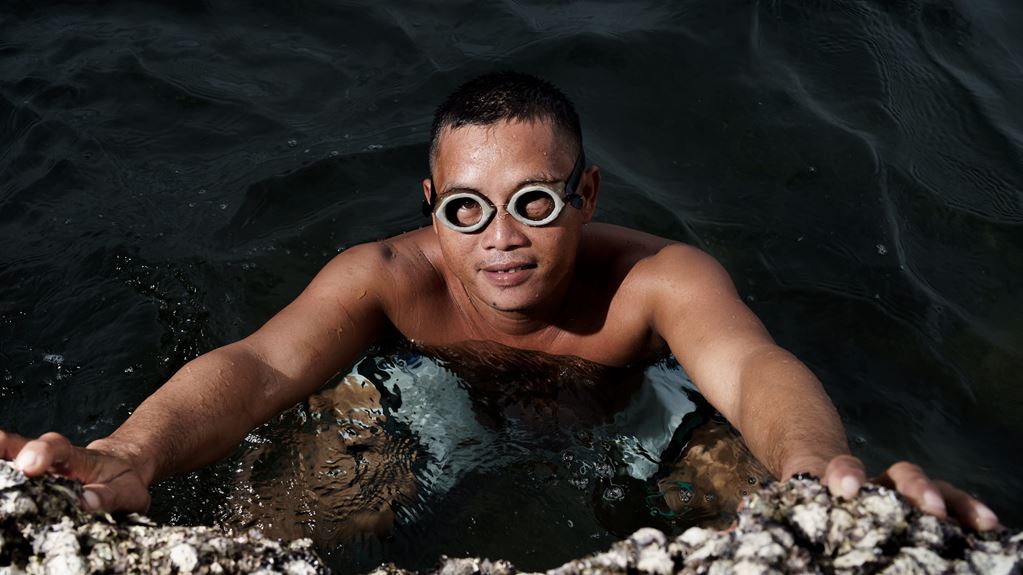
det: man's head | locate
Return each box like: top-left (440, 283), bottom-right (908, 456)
top-left (424, 73), bottom-right (599, 317)
top-left (428, 71), bottom-right (582, 174)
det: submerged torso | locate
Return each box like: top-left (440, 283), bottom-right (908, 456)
top-left (219, 340), bottom-right (769, 572)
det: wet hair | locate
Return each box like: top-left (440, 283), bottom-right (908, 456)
top-left (428, 71), bottom-right (582, 170)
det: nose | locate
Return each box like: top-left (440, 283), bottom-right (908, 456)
top-left (481, 208), bottom-right (529, 251)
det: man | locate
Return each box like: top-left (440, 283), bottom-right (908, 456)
top-left (0, 72), bottom-right (1000, 531)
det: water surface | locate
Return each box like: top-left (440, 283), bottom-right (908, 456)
top-left (2, 0), bottom-right (1022, 572)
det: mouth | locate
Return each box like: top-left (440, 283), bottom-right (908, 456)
top-left (480, 262), bottom-right (538, 286)
top-left (484, 263), bottom-right (537, 274)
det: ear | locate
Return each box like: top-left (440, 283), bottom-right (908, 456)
top-left (423, 178), bottom-right (439, 233)
top-left (578, 165), bottom-right (600, 223)
top-left (422, 178), bottom-right (433, 203)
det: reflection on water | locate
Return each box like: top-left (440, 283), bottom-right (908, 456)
top-left (215, 341), bottom-right (768, 574)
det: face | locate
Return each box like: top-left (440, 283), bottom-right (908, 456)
top-left (426, 119), bottom-right (597, 314)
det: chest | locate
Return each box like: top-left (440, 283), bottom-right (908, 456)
top-left (390, 292), bottom-right (665, 368)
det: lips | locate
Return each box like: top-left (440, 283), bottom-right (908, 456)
top-left (480, 261), bottom-right (537, 287)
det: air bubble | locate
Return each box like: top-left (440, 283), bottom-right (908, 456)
top-left (602, 486), bottom-right (625, 502)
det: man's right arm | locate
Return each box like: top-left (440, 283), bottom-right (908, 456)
top-left (0, 242), bottom-right (394, 512)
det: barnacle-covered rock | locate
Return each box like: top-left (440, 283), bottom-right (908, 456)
top-left (2, 461), bottom-right (1021, 575)
top-left (386, 476), bottom-right (1019, 575)
top-left (0, 461), bottom-right (326, 574)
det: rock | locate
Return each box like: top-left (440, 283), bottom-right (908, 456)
top-left (0, 461), bottom-right (327, 574)
top-left (1, 461), bottom-right (1020, 574)
top-left (539, 477), bottom-right (1020, 575)
top-left (399, 476), bottom-right (1020, 575)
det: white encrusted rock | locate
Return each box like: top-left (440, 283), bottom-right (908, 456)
top-left (676, 526), bottom-right (714, 549)
top-left (636, 545), bottom-right (673, 575)
top-left (284, 559), bottom-right (321, 575)
top-left (1, 491), bottom-right (38, 518)
top-left (832, 548), bottom-right (879, 571)
top-left (968, 550), bottom-right (1020, 575)
top-left (168, 542), bottom-right (199, 573)
top-left (0, 465), bottom-right (28, 491)
top-left (879, 546), bottom-right (949, 575)
top-left (790, 502), bottom-right (829, 543)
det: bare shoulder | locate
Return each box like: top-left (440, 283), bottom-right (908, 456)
top-left (582, 223), bottom-right (731, 294)
top-left (312, 227), bottom-right (443, 304)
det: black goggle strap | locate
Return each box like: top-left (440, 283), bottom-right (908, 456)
top-left (564, 151), bottom-right (586, 209)
top-left (422, 151), bottom-right (586, 216)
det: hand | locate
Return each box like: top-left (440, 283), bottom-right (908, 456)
top-left (0, 429), bottom-right (151, 513)
top-left (823, 454), bottom-right (1000, 531)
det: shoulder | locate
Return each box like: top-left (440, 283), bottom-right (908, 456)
top-left (308, 227), bottom-right (443, 305)
top-left (580, 223), bottom-right (732, 295)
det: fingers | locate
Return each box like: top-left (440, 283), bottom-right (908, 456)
top-left (823, 454), bottom-right (867, 499)
top-left (82, 481), bottom-right (151, 514)
top-left (874, 462), bottom-right (947, 519)
top-left (2, 429), bottom-right (151, 515)
top-left (10, 432), bottom-right (75, 477)
top-left (0, 429), bottom-right (30, 460)
top-left (935, 480), bottom-right (1000, 531)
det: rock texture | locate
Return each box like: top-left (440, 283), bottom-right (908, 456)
top-left (0, 461), bottom-right (326, 574)
top-left (372, 477), bottom-right (1022, 575)
top-left (2, 460), bottom-right (1021, 575)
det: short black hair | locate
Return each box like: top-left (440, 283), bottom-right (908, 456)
top-left (429, 71), bottom-right (582, 170)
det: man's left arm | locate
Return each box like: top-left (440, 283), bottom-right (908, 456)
top-left (642, 243), bottom-right (999, 530)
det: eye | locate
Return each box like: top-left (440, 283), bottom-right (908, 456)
top-left (513, 189), bottom-right (556, 221)
top-left (443, 196), bottom-right (485, 227)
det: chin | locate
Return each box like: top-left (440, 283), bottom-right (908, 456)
top-left (480, 288), bottom-right (541, 313)
top-left (485, 297), bottom-right (534, 313)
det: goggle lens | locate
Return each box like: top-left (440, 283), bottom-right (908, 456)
top-left (441, 194), bottom-right (491, 230)
top-left (511, 187), bottom-right (558, 222)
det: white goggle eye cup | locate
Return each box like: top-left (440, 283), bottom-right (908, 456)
top-left (435, 192), bottom-right (495, 233)
top-left (507, 185), bottom-right (566, 227)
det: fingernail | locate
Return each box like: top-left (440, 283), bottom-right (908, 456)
top-left (14, 452), bottom-right (38, 472)
top-left (923, 490), bottom-right (946, 516)
top-left (82, 490), bottom-right (100, 512)
top-left (974, 503), bottom-right (999, 530)
top-left (840, 475), bottom-right (860, 499)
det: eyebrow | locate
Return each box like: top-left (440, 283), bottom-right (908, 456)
top-left (437, 173), bottom-right (564, 198)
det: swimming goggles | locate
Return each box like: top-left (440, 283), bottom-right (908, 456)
top-left (423, 152), bottom-right (586, 233)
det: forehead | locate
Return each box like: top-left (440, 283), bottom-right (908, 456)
top-left (432, 119), bottom-right (574, 191)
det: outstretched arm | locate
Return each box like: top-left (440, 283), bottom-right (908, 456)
top-left (1, 243), bottom-right (393, 512)
top-left (645, 243), bottom-right (999, 530)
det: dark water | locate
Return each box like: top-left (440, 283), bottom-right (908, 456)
top-left (2, 0), bottom-right (1022, 571)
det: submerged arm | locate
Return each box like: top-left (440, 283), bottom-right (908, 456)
top-left (645, 244), bottom-right (847, 479)
top-left (2, 243), bottom-right (392, 511)
top-left (644, 243), bottom-right (999, 529)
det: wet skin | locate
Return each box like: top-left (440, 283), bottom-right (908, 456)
top-left (0, 118), bottom-right (1000, 532)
